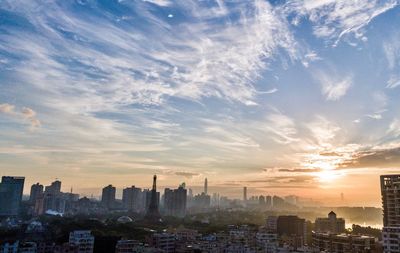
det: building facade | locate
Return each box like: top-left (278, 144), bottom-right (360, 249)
top-left (69, 230), bottom-right (94, 253)
top-left (315, 211), bottom-right (346, 234)
top-left (381, 175), bottom-right (400, 253)
top-left (101, 184), bottom-right (116, 210)
top-left (164, 186), bottom-right (187, 217)
top-left (0, 176), bottom-right (25, 217)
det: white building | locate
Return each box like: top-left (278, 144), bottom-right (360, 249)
top-left (69, 230), bottom-right (95, 253)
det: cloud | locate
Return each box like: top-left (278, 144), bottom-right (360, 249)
top-left (286, 0), bottom-right (399, 46)
top-left (142, 0), bottom-right (172, 7)
top-left (278, 168), bottom-right (322, 173)
top-left (0, 103), bottom-right (41, 129)
top-left (307, 116), bottom-right (341, 147)
top-left (174, 171), bottom-right (200, 178)
top-left (265, 111), bottom-right (299, 144)
top-left (339, 146), bottom-right (400, 169)
top-left (314, 70), bottom-right (352, 101)
top-left (387, 119), bottom-right (400, 138)
top-left (0, 103), bottom-right (15, 114)
top-left (0, 0), bottom-right (298, 112)
top-left (21, 107), bottom-right (41, 128)
top-left (387, 75), bottom-right (400, 89)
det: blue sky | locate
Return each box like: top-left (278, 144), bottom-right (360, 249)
top-left (0, 0), bottom-right (399, 205)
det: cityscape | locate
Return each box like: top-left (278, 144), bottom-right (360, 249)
top-left (0, 174), bottom-right (399, 252)
top-left (1, 0), bottom-right (400, 252)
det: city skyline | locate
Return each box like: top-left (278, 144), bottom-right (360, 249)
top-left (1, 0), bottom-right (400, 207)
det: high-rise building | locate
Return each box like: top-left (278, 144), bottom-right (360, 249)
top-left (243, 187), bottom-right (247, 202)
top-left (45, 180), bottom-right (61, 194)
top-left (315, 211), bottom-right (345, 234)
top-left (145, 175), bottom-right (161, 221)
top-left (69, 230), bottom-right (95, 253)
top-left (0, 176), bottom-right (25, 216)
top-left (101, 184), bottom-right (116, 210)
top-left (277, 215), bottom-right (307, 249)
top-left (381, 174), bottom-right (400, 253)
top-left (164, 185), bottom-right (187, 217)
top-left (122, 186), bottom-right (142, 212)
top-left (259, 195), bottom-right (266, 206)
top-left (204, 178), bottom-right (208, 195)
top-left (29, 183), bottom-right (44, 204)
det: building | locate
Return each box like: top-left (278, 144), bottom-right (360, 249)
top-left (277, 216), bottom-right (307, 248)
top-left (193, 193), bottom-right (211, 209)
top-left (0, 176), bottom-right (25, 217)
top-left (243, 187), bottom-right (247, 203)
top-left (164, 185), bottom-right (187, 217)
top-left (115, 240), bottom-right (141, 253)
top-left (101, 184), bottom-right (116, 210)
top-left (18, 242), bottom-right (37, 253)
top-left (312, 232), bottom-right (376, 253)
top-left (0, 241), bottom-right (19, 253)
top-left (381, 175), bottom-right (400, 253)
top-left (266, 216), bottom-right (278, 232)
top-left (69, 230), bottom-right (94, 253)
top-left (122, 186), bottom-right (142, 212)
top-left (45, 180), bottom-right (61, 194)
top-left (259, 195), bottom-right (266, 206)
top-left (29, 183), bottom-right (44, 204)
top-left (145, 175), bottom-right (161, 221)
top-left (151, 233), bottom-right (175, 253)
top-left (315, 211), bottom-right (346, 234)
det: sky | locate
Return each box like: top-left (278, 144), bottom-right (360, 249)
top-left (0, 0), bottom-right (399, 206)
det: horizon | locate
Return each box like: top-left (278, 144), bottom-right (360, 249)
top-left (1, 0), bottom-right (400, 209)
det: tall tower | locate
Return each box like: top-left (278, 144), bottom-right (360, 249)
top-left (381, 174), bottom-right (400, 253)
top-left (243, 187), bottom-right (247, 202)
top-left (204, 178), bottom-right (208, 195)
top-left (145, 175), bottom-right (161, 221)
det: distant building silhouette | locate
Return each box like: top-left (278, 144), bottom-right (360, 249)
top-left (145, 175), bottom-right (161, 221)
top-left (29, 182), bottom-right (43, 204)
top-left (164, 185), bottom-right (187, 217)
top-left (243, 187), bottom-right (247, 202)
top-left (101, 184), bottom-right (116, 210)
top-left (122, 186), bottom-right (142, 212)
top-left (45, 180), bottom-right (61, 194)
top-left (204, 178), bottom-right (208, 195)
top-left (0, 176), bottom-right (25, 216)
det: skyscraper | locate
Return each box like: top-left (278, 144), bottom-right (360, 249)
top-left (29, 182), bottom-right (44, 204)
top-left (164, 185), bottom-right (187, 217)
top-left (122, 186), bottom-right (142, 212)
top-left (101, 184), bottom-right (116, 210)
top-left (204, 178), bottom-right (208, 195)
top-left (243, 187), bottom-right (247, 202)
top-left (145, 175), bottom-right (161, 221)
top-left (381, 174), bottom-right (400, 253)
top-left (0, 176), bottom-right (25, 216)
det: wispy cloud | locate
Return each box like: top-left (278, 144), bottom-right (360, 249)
top-left (0, 0), bottom-right (298, 111)
top-left (313, 70), bottom-right (352, 101)
top-left (0, 103), bottom-right (41, 129)
top-left (286, 0), bottom-right (398, 46)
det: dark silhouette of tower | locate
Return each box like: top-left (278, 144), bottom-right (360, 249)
top-left (145, 175), bottom-right (161, 221)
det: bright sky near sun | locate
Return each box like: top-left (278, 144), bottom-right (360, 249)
top-left (0, 0), bottom-right (400, 206)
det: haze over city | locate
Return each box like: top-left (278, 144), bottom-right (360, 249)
top-left (1, 0), bottom-right (400, 207)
